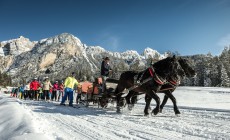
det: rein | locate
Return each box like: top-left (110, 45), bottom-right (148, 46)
top-left (116, 66), bottom-right (165, 96)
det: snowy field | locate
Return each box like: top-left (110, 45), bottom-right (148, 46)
top-left (0, 86), bottom-right (230, 140)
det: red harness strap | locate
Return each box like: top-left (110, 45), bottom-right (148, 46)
top-left (148, 67), bottom-right (154, 77)
top-left (169, 80), bottom-right (177, 86)
top-left (148, 67), bottom-right (164, 85)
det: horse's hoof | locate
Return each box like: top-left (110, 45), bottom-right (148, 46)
top-left (152, 109), bottom-right (159, 115)
top-left (175, 110), bottom-right (181, 115)
top-left (144, 113), bottom-right (149, 116)
top-left (176, 114), bottom-right (180, 117)
top-left (128, 104), bottom-right (134, 111)
top-left (116, 107), bottom-right (121, 113)
top-left (159, 109), bottom-right (163, 113)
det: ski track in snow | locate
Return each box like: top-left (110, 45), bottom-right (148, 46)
top-left (1, 87), bottom-right (230, 140)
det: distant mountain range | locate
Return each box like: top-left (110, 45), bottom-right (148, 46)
top-left (0, 33), bottom-right (169, 84)
top-left (1, 33), bottom-right (230, 88)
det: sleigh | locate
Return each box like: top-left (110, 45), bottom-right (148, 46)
top-left (77, 78), bottom-right (105, 107)
top-left (76, 77), bottom-right (125, 108)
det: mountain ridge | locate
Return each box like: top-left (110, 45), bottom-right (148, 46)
top-left (0, 33), bottom-right (167, 84)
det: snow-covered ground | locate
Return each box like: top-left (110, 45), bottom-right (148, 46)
top-left (0, 87), bottom-right (230, 140)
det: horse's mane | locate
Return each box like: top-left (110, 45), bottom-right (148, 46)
top-left (152, 57), bottom-right (172, 69)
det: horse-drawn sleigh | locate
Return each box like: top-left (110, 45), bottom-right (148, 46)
top-left (76, 56), bottom-right (196, 116)
top-left (76, 77), bottom-right (125, 108)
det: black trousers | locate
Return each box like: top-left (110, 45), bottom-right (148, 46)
top-left (31, 90), bottom-right (39, 100)
top-left (43, 90), bottom-right (49, 100)
top-left (52, 90), bottom-right (57, 101)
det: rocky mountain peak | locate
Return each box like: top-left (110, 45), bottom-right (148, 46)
top-left (0, 33), bottom-right (167, 84)
top-left (0, 36), bottom-right (35, 56)
top-left (143, 47), bottom-right (163, 59)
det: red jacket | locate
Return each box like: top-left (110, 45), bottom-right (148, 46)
top-left (53, 83), bottom-right (59, 91)
top-left (59, 83), bottom-right (64, 91)
top-left (30, 80), bottom-right (40, 90)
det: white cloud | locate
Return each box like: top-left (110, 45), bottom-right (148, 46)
top-left (105, 36), bottom-right (119, 51)
top-left (98, 31), bottom-right (120, 51)
top-left (218, 34), bottom-right (230, 47)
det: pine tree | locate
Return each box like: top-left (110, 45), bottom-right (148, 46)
top-left (220, 63), bottom-right (230, 87)
top-left (219, 46), bottom-right (230, 79)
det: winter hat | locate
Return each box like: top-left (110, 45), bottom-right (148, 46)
top-left (104, 57), bottom-right (110, 60)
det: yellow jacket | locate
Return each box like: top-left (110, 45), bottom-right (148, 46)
top-left (64, 76), bottom-right (78, 89)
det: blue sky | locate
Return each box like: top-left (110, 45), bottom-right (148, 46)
top-left (1, 0), bottom-right (230, 56)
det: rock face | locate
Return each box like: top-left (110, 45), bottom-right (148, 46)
top-left (0, 36), bottom-right (35, 56)
top-left (0, 33), bottom-right (166, 84)
top-left (0, 36), bottom-right (36, 72)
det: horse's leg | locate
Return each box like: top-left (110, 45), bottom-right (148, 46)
top-left (159, 94), bottom-right (169, 113)
top-left (144, 94), bottom-right (152, 116)
top-left (125, 91), bottom-right (132, 104)
top-left (131, 95), bottom-right (137, 104)
top-left (115, 85), bottom-right (125, 113)
top-left (147, 90), bottom-right (161, 115)
top-left (166, 91), bottom-right (180, 115)
top-left (125, 91), bottom-right (134, 110)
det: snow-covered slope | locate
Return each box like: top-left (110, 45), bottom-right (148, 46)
top-left (0, 87), bottom-right (230, 140)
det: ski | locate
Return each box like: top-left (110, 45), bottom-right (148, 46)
top-left (55, 104), bottom-right (80, 108)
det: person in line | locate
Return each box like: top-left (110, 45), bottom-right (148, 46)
top-left (49, 87), bottom-right (52, 101)
top-left (24, 81), bottom-right (30, 100)
top-left (38, 86), bottom-right (43, 101)
top-left (10, 88), bottom-right (15, 97)
top-left (58, 81), bottom-right (64, 102)
top-left (30, 78), bottom-right (41, 100)
top-left (60, 72), bottom-right (78, 106)
top-left (100, 57), bottom-right (112, 93)
top-left (13, 87), bottom-right (18, 97)
top-left (43, 77), bottom-right (52, 101)
top-left (52, 81), bottom-right (59, 101)
top-left (19, 84), bottom-right (25, 99)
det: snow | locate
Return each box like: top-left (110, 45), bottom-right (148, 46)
top-left (0, 87), bottom-right (230, 140)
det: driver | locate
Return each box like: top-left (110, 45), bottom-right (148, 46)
top-left (100, 57), bottom-right (112, 93)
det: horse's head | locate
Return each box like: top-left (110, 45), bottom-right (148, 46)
top-left (178, 57), bottom-right (196, 78)
top-left (153, 55), bottom-right (185, 78)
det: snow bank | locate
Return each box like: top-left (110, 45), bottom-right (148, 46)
top-left (0, 87), bottom-right (230, 140)
top-left (0, 94), bottom-right (52, 140)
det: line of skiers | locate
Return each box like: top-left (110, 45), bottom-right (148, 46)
top-left (10, 56), bottom-right (112, 106)
top-left (10, 77), bottom-right (65, 102)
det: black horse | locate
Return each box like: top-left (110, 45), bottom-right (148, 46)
top-left (114, 56), bottom-right (185, 115)
top-left (126, 57), bottom-right (196, 115)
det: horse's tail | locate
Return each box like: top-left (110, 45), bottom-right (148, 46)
top-left (106, 78), bottom-right (119, 83)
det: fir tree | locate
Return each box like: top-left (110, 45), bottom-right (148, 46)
top-left (220, 63), bottom-right (230, 87)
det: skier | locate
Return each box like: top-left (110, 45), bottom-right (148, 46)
top-left (19, 85), bottom-right (25, 99)
top-left (58, 81), bottom-right (64, 102)
top-left (60, 72), bottom-right (78, 106)
top-left (52, 81), bottom-right (59, 101)
top-left (30, 78), bottom-right (41, 100)
top-left (24, 81), bottom-right (30, 100)
top-left (43, 77), bottom-right (52, 101)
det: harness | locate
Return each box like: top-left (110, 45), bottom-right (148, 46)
top-left (126, 66), bottom-right (165, 92)
top-left (168, 79), bottom-right (178, 86)
top-left (148, 66), bottom-right (164, 85)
